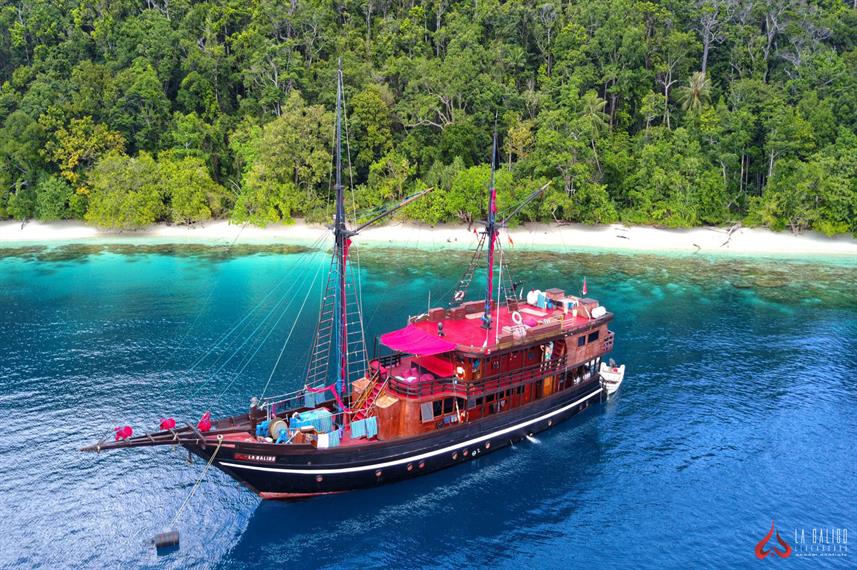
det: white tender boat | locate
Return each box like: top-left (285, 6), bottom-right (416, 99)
top-left (599, 362), bottom-right (625, 396)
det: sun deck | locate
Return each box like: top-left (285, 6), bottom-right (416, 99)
top-left (384, 292), bottom-right (610, 357)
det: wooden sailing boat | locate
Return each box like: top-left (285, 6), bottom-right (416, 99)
top-left (83, 63), bottom-right (624, 499)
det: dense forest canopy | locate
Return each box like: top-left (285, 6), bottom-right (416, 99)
top-left (1, 0), bottom-right (855, 233)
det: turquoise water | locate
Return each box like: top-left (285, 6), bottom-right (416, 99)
top-left (0, 242), bottom-right (855, 568)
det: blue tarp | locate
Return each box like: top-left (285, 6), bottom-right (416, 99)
top-left (365, 416), bottom-right (378, 438)
top-left (291, 408), bottom-right (334, 433)
top-left (351, 417), bottom-right (378, 439)
top-left (255, 420), bottom-right (271, 437)
top-left (328, 429), bottom-right (341, 447)
top-left (303, 390), bottom-right (326, 408)
top-left (351, 418), bottom-right (366, 438)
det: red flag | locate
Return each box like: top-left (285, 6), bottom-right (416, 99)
top-left (197, 411), bottom-right (212, 432)
top-left (114, 426), bottom-right (133, 441)
top-left (582, 277), bottom-right (588, 296)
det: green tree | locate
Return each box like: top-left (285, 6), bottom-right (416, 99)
top-left (160, 155), bottom-right (227, 225)
top-left (578, 91), bottom-right (609, 173)
top-left (757, 130), bottom-right (857, 235)
top-left (86, 152), bottom-right (166, 229)
top-left (350, 85), bottom-right (395, 177)
top-left (42, 116), bottom-right (126, 191)
top-left (0, 110), bottom-right (45, 218)
top-left (625, 128), bottom-right (728, 226)
top-left (0, 0), bottom-right (854, 234)
top-left (34, 174), bottom-right (74, 220)
top-left (232, 91), bottom-right (332, 224)
top-left (110, 58), bottom-right (171, 152)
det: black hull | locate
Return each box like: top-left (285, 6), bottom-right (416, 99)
top-left (188, 379), bottom-right (604, 498)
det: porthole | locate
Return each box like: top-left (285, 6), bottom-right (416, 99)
top-left (485, 442), bottom-right (491, 449)
top-left (375, 469), bottom-right (383, 478)
top-left (463, 449), bottom-right (469, 456)
top-left (315, 475), bottom-right (323, 483)
top-left (548, 420), bottom-right (553, 427)
top-left (407, 463), bottom-right (414, 472)
top-left (452, 452), bottom-right (459, 460)
top-left (418, 460), bottom-right (426, 469)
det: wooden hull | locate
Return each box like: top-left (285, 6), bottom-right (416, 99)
top-left (187, 378), bottom-right (604, 498)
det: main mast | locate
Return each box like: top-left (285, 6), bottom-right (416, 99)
top-left (481, 129), bottom-right (499, 330)
top-left (333, 59), bottom-right (351, 403)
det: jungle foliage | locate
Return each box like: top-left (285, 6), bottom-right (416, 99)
top-left (0, 0), bottom-right (855, 233)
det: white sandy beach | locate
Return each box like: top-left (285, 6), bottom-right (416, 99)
top-left (1, 219), bottom-right (856, 257)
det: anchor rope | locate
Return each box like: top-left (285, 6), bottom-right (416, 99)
top-left (167, 435), bottom-right (223, 530)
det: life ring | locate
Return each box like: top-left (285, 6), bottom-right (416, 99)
top-left (511, 311), bottom-right (523, 325)
top-left (453, 290), bottom-right (465, 302)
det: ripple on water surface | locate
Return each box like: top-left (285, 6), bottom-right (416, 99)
top-left (0, 244), bottom-right (855, 568)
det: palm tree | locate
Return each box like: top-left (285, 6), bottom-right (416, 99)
top-left (579, 90), bottom-right (609, 174)
top-left (676, 71), bottom-right (711, 112)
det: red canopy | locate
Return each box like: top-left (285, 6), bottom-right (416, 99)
top-left (380, 325), bottom-right (457, 356)
top-left (416, 354), bottom-right (456, 377)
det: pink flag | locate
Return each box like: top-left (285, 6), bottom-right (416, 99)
top-left (582, 277), bottom-right (588, 296)
top-left (197, 411), bottom-right (212, 432)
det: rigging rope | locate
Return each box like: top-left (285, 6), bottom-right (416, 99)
top-left (224, 259), bottom-right (324, 403)
top-left (169, 222), bottom-right (249, 367)
top-left (184, 231), bottom-right (329, 376)
top-left (187, 241), bottom-right (329, 401)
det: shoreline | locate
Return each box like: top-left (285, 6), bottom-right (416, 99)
top-left (1, 220), bottom-right (856, 259)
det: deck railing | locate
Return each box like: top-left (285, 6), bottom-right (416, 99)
top-left (386, 355), bottom-right (568, 398)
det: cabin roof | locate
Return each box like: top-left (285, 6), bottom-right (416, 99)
top-left (382, 295), bottom-right (610, 357)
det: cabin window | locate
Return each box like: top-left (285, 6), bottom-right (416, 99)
top-left (433, 400), bottom-right (443, 417)
top-left (443, 398), bottom-right (454, 414)
top-left (486, 393), bottom-right (495, 403)
top-left (588, 331), bottom-right (600, 342)
top-left (420, 402), bottom-right (434, 423)
top-left (577, 336), bottom-right (586, 347)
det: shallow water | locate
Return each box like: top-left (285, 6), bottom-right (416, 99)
top-left (0, 243), bottom-right (854, 568)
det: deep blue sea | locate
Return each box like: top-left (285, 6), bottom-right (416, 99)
top-left (0, 240), bottom-right (855, 569)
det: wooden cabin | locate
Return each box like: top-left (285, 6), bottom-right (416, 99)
top-left (351, 289), bottom-right (614, 441)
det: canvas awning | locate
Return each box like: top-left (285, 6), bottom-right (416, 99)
top-left (380, 324), bottom-right (457, 356)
